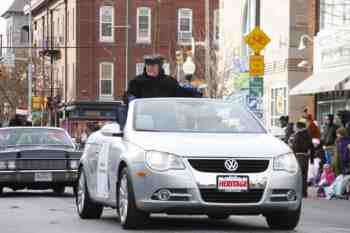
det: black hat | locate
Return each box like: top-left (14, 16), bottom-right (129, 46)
top-left (144, 54), bottom-right (164, 66)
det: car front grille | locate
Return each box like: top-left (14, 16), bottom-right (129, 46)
top-left (200, 189), bottom-right (264, 203)
top-left (16, 159), bottom-right (67, 170)
top-left (188, 159), bottom-right (269, 173)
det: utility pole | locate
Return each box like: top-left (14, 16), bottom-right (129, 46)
top-left (205, 0), bottom-right (210, 96)
top-left (255, 0), bottom-right (260, 27)
top-left (125, 0), bottom-right (130, 91)
top-left (25, 1), bottom-right (33, 124)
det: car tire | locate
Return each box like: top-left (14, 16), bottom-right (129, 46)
top-left (76, 169), bottom-right (103, 219)
top-left (53, 186), bottom-right (66, 195)
top-left (0, 186), bottom-right (3, 195)
top-left (265, 205), bottom-right (301, 230)
top-left (208, 214), bottom-right (230, 220)
top-left (117, 167), bottom-right (149, 229)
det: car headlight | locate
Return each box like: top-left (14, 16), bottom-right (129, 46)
top-left (145, 151), bottom-right (185, 172)
top-left (69, 160), bottom-right (79, 170)
top-left (0, 161), bottom-right (6, 170)
top-left (273, 153), bottom-right (298, 173)
top-left (7, 161), bottom-right (16, 170)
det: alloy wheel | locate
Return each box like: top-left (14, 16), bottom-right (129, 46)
top-left (119, 174), bottom-right (129, 223)
top-left (77, 173), bottom-right (86, 214)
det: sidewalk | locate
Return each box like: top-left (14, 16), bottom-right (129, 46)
top-left (308, 186), bottom-right (350, 200)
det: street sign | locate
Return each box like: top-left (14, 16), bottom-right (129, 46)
top-left (32, 96), bottom-right (47, 110)
top-left (244, 27), bottom-right (271, 53)
top-left (249, 55), bottom-right (265, 76)
top-left (248, 77), bottom-right (264, 119)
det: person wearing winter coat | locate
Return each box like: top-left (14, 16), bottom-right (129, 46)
top-left (125, 54), bottom-right (202, 104)
top-left (317, 164), bottom-right (336, 198)
top-left (321, 114), bottom-right (338, 146)
top-left (305, 114), bottom-right (321, 140)
top-left (336, 128), bottom-right (350, 175)
top-left (290, 120), bottom-right (315, 198)
top-left (279, 116), bottom-right (294, 144)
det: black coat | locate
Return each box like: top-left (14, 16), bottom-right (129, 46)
top-left (321, 124), bottom-right (338, 146)
top-left (291, 129), bottom-right (314, 157)
top-left (125, 70), bottom-right (201, 103)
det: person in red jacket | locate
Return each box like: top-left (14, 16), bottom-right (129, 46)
top-left (305, 114), bottom-right (321, 140)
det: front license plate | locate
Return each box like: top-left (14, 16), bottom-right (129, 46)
top-left (217, 176), bottom-right (249, 192)
top-left (34, 172), bottom-right (52, 182)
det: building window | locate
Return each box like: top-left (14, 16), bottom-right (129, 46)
top-left (100, 62), bottom-right (114, 97)
top-left (213, 9), bottom-right (220, 43)
top-left (20, 26), bottom-right (29, 43)
top-left (100, 6), bottom-right (114, 42)
top-left (163, 63), bottom-right (170, 75)
top-left (178, 8), bottom-right (192, 43)
top-left (137, 7), bottom-right (151, 43)
top-left (320, 0), bottom-right (350, 30)
top-left (136, 63), bottom-right (144, 75)
top-left (271, 87), bottom-right (288, 126)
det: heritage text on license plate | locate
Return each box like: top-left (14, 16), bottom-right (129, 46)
top-left (217, 175), bottom-right (249, 192)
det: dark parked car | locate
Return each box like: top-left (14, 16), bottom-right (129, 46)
top-left (0, 127), bottom-right (82, 195)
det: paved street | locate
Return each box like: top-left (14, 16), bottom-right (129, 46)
top-left (1, 188), bottom-right (350, 233)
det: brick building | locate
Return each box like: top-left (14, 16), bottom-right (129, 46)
top-left (30, 0), bottom-right (219, 136)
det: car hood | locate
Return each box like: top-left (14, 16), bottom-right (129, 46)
top-left (128, 132), bottom-right (291, 158)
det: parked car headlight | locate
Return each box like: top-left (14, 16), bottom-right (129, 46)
top-left (0, 161), bottom-right (6, 170)
top-left (69, 160), bottom-right (79, 170)
top-left (273, 153), bottom-right (298, 173)
top-left (7, 161), bottom-right (16, 170)
top-left (145, 151), bottom-right (185, 172)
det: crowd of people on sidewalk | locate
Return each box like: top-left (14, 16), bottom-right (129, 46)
top-left (279, 109), bottom-right (350, 200)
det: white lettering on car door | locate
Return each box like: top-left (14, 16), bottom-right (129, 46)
top-left (97, 143), bottom-right (110, 198)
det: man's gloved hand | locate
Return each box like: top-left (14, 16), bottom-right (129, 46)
top-left (128, 95), bottom-right (136, 102)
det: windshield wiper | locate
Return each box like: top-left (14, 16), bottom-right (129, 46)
top-left (6, 144), bottom-right (73, 148)
top-left (136, 129), bottom-right (163, 132)
top-left (42, 144), bottom-right (74, 148)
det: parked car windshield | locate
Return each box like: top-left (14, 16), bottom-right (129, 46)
top-left (134, 99), bottom-right (266, 134)
top-left (0, 128), bottom-right (74, 149)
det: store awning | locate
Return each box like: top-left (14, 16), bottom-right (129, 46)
top-left (290, 67), bottom-right (350, 95)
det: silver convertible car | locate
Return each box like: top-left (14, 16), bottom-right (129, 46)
top-left (76, 98), bottom-right (302, 230)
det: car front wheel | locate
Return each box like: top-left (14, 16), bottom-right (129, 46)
top-left (117, 167), bottom-right (148, 229)
top-left (76, 169), bottom-right (103, 219)
top-left (265, 205), bottom-right (301, 230)
top-left (0, 186), bottom-right (3, 195)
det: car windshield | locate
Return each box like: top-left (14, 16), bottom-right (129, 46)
top-left (0, 128), bottom-right (74, 149)
top-left (133, 99), bottom-right (266, 134)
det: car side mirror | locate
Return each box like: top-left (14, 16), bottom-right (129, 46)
top-left (100, 123), bottom-right (123, 137)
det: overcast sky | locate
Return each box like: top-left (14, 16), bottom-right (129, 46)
top-left (0, 1), bottom-right (13, 47)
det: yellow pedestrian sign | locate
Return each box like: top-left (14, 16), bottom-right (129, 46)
top-left (249, 55), bottom-right (265, 77)
top-left (244, 27), bottom-right (271, 53)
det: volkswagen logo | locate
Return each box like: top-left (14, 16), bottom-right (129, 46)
top-left (224, 159), bottom-right (239, 172)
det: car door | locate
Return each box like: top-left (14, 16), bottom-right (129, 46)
top-left (83, 132), bottom-right (103, 199)
top-left (107, 136), bottom-right (124, 205)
